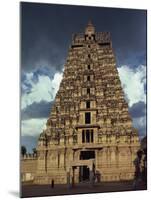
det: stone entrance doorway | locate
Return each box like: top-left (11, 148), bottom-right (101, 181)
top-left (78, 151), bottom-right (95, 182)
top-left (71, 152), bottom-right (96, 184)
top-left (79, 165), bottom-right (90, 182)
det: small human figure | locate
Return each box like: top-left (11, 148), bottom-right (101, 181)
top-left (51, 179), bottom-right (54, 188)
top-left (119, 173), bottom-right (122, 181)
top-left (133, 150), bottom-right (143, 190)
top-left (71, 176), bottom-right (74, 187)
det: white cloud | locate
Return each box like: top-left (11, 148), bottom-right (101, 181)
top-left (21, 118), bottom-right (47, 136)
top-left (21, 65), bottom-right (146, 137)
top-left (118, 65), bottom-right (146, 107)
top-left (22, 71), bottom-right (63, 109)
top-left (21, 69), bottom-right (63, 136)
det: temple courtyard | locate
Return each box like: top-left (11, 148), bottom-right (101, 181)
top-left (21, 181), bottom-right (147, 198)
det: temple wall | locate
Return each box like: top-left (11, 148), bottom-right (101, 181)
top-left (21, 155), bottom-right (37, 183)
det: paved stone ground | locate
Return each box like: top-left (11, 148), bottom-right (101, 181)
top-left (21, 181), bottom-right (147, 198)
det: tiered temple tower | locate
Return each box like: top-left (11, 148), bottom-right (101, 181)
top-left (35, 21), bottom-right (140, 184)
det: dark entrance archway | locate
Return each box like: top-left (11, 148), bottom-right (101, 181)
top-left (80, 150), bottom-right (95, 160)
top-left (79, 150), bottom-right (95, 182)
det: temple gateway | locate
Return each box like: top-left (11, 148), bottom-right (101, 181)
top-left (33, 21), bottom-right (140, 184)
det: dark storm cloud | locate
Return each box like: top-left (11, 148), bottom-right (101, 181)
top-left (21, 2), bottom-right (147, 72)
top-left (139, 126), bottom-right (146, 138)
top-left (133, 116), bottom-right (146, 138)
top-left (32, 66), bottom-right (56, 80)
top-left (22, 100), bottom-right (53, 120)
top-left (128, 101), bottom-right (146, 137)
top-left (129, 101), bottom-right (146, 118)
top-left (21, 72), bottom-right (32, 94)
top-left (20, 3), bottom-right (147, 149)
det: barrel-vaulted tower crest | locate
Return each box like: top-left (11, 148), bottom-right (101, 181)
top-left (35, 21), bottom-right (140, 184)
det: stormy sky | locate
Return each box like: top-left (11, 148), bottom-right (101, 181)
top-left (21, 2), bottom-right (147, 152)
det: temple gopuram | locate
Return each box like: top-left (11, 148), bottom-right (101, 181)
top-left (32, 21), bottom-right (140, 184)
